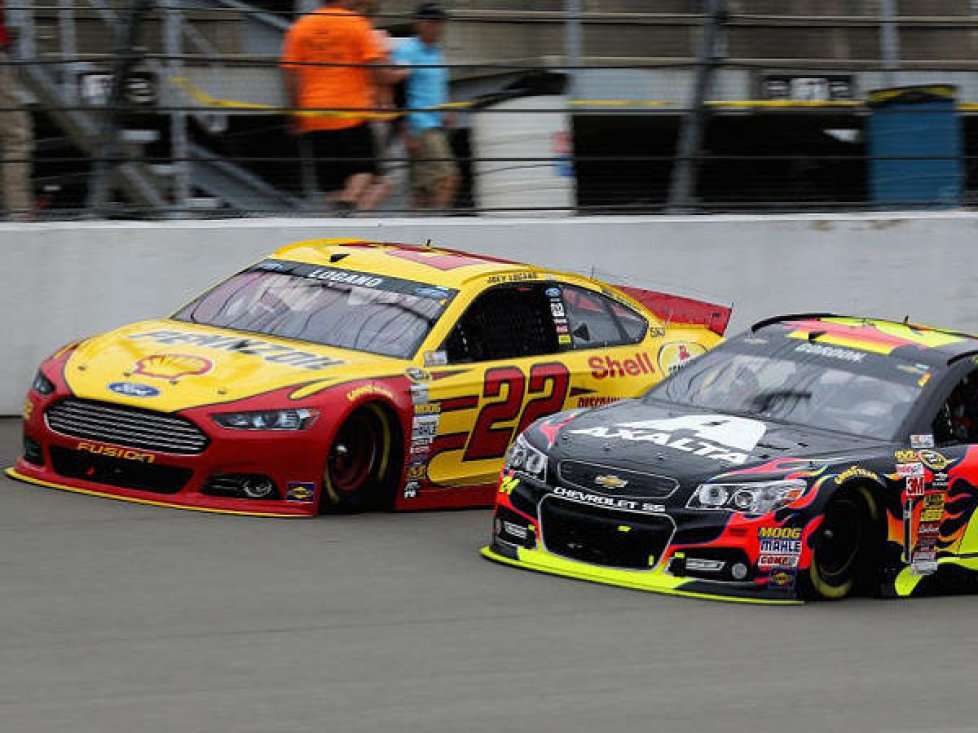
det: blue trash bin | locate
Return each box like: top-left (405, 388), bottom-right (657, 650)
top-left (867, 85), bottom-right (963, 208)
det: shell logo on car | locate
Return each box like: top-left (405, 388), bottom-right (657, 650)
top-left (133, 354), bottom-right (214, 380)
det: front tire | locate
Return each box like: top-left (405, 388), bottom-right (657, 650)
top-left (801, 488), bottom-right (878, 601)
top-left (321, 404), bottom-right (394, 513)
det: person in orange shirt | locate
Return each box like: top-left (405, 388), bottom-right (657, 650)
top-left (281, 0), bottom-right (386, 214)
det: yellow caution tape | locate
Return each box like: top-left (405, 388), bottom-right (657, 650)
top-left (171, 77), bottom-right (978, 116)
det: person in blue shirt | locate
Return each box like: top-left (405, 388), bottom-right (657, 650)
top-left (391, 3), bottom-right (460, 211)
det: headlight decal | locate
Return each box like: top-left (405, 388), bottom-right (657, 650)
top-left (31, 370), bottom-right (55, 396)
top-left (687, 479), bottom-right (808, 517)
top-left (212, 408), bottom-right (319, 431)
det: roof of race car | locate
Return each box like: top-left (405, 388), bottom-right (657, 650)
top-left (271, 239), bottom-right (556, 289)
top-left (752, 314), bottom-right (978, 365)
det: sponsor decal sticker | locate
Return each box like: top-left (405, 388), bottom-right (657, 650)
top-left (305, 267), bottom-right (384, 288)
top-left (589, 352), bottom-right (656, 380)
top-left (558, 334), bottom-right (572, 345)
top-left (129, 330), bottom-right (342, 370)
top-left (545, 287), bottom-right (562, 298)
top-left (133, 353), bottom-right (213, 380)
top-left (594, 474), bottom-right (628, 490)
top-left (896, 462), bottom-right (925, 478)
top-left (403, 481), bottom-right (420, 499)
top-left (576, 395), bottom-right (619, 409)
top-left (76, 441), bottom-right (155, 463)
top-left (552, 486), bottom-right (664, 513)
top-left (910, 434), bottom-right (935, 449)
top-left (550, 301), bottom-right (566, 318)
top-left (905, 475), bottom-right (926, 499)
top-left (347, 383), bottom-right (396, 402)
top-left (758, 554), bottom-right (800, 570)
top-left (486, 272), bottom-right (539, 284)
top-left (423, 350), bottom-right (448, 367)
top-left (794, 342), bottom-right (865, 363)
top-left (917, 449), bottom-right (949, 471)
top-left (499, 473), bottom-right (520, 495)
top-left (406, 368), bottom-right (431, 382)
top-left (834, 466), bottom-right (879, 485)
top-left (286, 481), bottom-right (316, 503)
top-left (895, 449), bottom-right (918, 463)
top-left (571, 414), bottom-right (766, 465)
top-left (657, 342), bottom-right (706, 375)
top-left (108, 382), bottom-right (160, 398)
top-left (920, 492), bottom-right (946, 523)
top-left (22, 400), bottom-right (34, 421)
top-left (410, 384), bottom-right (429, 404)
top-left (768, 569), bottom-right (797, 589)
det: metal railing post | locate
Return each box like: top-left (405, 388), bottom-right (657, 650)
top-left (565, 0), bottom-right (583, 91)
top-left (667, 0), bottom-right (726, 213)
top-left (880, 0), bottom-right (901, 87)
top-left (58, 0), bottom-right (78, 103)
top-left (162, 0), bottom-right (190, 214)
top-left (86, 0), bottom-right (155, 215)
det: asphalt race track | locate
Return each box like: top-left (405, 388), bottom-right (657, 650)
top-left (1, 417), bottom-right (976, 733)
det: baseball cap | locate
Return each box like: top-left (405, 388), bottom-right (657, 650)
top-left (415, 3), bottom-right (448, 20)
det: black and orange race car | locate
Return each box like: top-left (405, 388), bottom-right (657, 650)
top-left (483, 315), bottom-right (978, 602)
top-left (8, 239), bottom-right (729, 516)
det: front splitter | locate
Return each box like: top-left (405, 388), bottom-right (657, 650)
top-left (5, 467), bottom-right (309, 518)
top-left (480, 544), bottom-right (801, 605)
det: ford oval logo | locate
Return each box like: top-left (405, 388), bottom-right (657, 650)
top-left (108, 382), bottom-right (160, 398)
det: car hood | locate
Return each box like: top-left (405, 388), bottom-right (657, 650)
top-left (540, 399), bottom-right (895, 500)
top-left (59, 319), bottom-right (407, 412)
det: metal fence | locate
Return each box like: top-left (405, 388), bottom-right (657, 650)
top-left (6, 0), bottom-right (978, 219)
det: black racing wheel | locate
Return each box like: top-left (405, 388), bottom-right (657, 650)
top-left (802, 488), bottom-right (879, 601)
top-left (321, 404), bottom-right (395, 513)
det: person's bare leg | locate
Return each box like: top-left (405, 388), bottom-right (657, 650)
top-left (431, 174), bottom-right (460, 211)
top-left (357, 176), bottom-right (392, 213)
top-left (339, 172), bottom-right (373, 205)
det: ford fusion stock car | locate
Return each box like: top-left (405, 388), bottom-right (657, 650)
top-left (9, 239), bottom-right (729, 516)
top-left (484, 315), bottom-right (978, 602)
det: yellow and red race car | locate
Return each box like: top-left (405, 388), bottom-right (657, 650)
top-left (9, 239), bottom-right (730, 516)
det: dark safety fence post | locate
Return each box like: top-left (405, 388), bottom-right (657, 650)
top-left (667, 0), bottom-right (727, 213)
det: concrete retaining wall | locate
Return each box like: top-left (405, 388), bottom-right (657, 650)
top-left (2, 212), bottom-right (977, 413)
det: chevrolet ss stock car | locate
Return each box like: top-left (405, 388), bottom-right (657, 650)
top-left (9, 239), bottom-right (730, 516)
top-left (484, 315), bottom-right (978, 602)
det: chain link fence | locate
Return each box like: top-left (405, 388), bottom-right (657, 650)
top-left (6, 0), bottom-right (978, 219)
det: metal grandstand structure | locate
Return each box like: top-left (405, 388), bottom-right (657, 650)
top-left (9, 0), bottom-right (978, 217)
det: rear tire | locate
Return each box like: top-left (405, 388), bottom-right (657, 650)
top-left (801, 487), bottom-right (878, 601)
top-left (320, 404), bottom-right (395, 513)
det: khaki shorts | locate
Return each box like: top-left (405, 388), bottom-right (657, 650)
top-left (409, 128), bottom-right (458, 195)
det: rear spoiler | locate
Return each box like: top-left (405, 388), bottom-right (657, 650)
top-left (614, 286), bottom-right (732, 336)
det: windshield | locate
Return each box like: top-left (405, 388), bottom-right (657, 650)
top-left (173, 260), bottom-right (456, 359)
top-left (647, 335), bottom-right (933, 440)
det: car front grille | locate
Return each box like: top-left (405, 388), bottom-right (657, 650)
top-left (45, 399), bottom-right (209, 455)
top-left (49, 445), bottom-right (192, 495)
top-left (557, 460), bottom-right (679, 499)
top-left (540, 498), bottom-right (674, 570)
